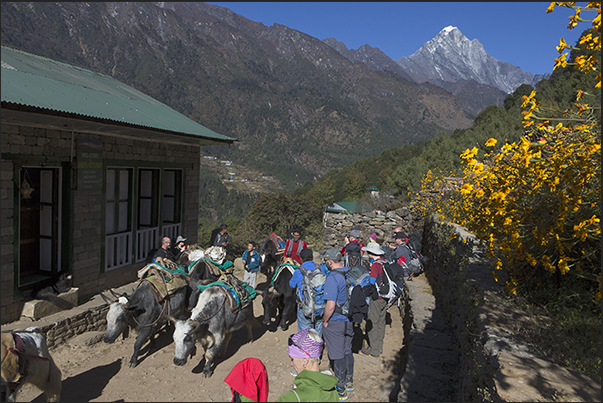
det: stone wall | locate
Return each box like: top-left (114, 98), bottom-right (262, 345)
top-left (1, 123), bottom-right (200, 323)
top-left (420, 215), bottom-right (498, 401)
top-left (322, 206), bottom-right (425, 250)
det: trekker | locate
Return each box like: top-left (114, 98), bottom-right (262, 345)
top-left (393, 232), bottom-right (412, 269)
top-left (360, 243), bottom-right (388, 358)
top-left (283, 228), bottom-right (307, 266)
top-left (224, 357), bottom-right (269, 402)
top-left (340, 229), bottom-right (364, 258)
top-left (172, 235), bottom-right (188, 261)
top-left (242, 241), bottom-right (261, 288)
top-left (276, 328), bottom-right (339, 402)
top-left (289, 248), bottom-right (328, 338)
top-left (321, 248), bottom-right (354, 401)
top-left (154, 236), bottom-right (176, 263)
top-left (214, 224), bottom-right (230, 248)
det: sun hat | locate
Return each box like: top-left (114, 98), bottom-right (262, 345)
top-left (176, 235), bottom-right (187, 244)
top-left (322, 248), bottom-right (342, 261)
top-left (362, 243), bottom-right (385, 256)
top-left (288, 328), bottom-right (323, 359)
top-left (348, 229), bottom-right (361, 238)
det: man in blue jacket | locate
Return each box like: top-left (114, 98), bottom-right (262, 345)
top-left (242, 241), bottom-right (260, 288)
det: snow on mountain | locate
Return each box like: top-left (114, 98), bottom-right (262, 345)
top-left (396, 26), bottom-right (547, 94)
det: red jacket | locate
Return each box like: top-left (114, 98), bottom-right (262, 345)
top-left (224, 357), bottom-right (269, 402)
top-left (284, 239), bottom-right (307, 265)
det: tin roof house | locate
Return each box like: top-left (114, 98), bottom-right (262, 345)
top-left (1, 46), bottom-right (236, 323)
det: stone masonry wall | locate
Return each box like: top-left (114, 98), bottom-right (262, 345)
top-left (1, 123), bottom-right (200, 323)
top-left (322, 206), bottom-right (425, 250)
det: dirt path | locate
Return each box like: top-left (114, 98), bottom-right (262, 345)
top-left (16, 270), bottom-right (407, 402)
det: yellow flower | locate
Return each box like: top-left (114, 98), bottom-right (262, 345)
top-left (485, 138), bottom-right (497, 147)
top-left (556, 37), bottom-right (570, 53)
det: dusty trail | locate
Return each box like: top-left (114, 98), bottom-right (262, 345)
top-left (15, 269), bottom-right (417, 402)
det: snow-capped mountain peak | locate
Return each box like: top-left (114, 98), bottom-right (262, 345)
top-left (397, 26), bottom-right (546, 93)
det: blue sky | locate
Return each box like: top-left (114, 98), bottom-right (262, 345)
top-left (208, 2), bottom-right (590, 75)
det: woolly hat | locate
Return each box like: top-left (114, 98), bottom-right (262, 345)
top-left (370, 232), bottom-right (377, 241)
top-left (288, 328), bottom-right (323, 359)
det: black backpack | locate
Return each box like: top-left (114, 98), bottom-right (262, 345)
top-left (343, 242), bottom-right (363, 269)
top-left (332, 266), bottom-right (373, 323)
top-left (377, 260), bottom-right (406, 305)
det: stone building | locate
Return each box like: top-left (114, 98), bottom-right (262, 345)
top-left (1, 46), bottom-right (236, 323)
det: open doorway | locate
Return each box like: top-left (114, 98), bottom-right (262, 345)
top-left (19, 167), bottom-right (61, 286)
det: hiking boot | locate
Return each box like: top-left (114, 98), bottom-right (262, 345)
top-left (336, 387), bottom-right (349, 401)
top-left (360, 347), bottom-right (379, 358)
top-left (345, 381), bottom-right (354, 392)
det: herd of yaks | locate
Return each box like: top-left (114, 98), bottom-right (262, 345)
top-left (2, 245), bottom-right (294, 402)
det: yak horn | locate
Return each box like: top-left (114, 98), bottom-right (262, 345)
top-left (166, 315), bottom-right (178, 324)
top-left (109, 289), bottom-right (121, 299)
top-left (100, 292), bottom-right (114, 305)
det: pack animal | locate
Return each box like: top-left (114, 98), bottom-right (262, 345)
top-left (101, 277), bottom-right (189, 368)
top-left (30, 270), bottom-right (72, 300)
top-left (170, 285), bottom-right (257, 378)
top-left (1, 327), bottom-right (61, 402)
top-left (260, 264), bottom-right (296, 331)
top-left (186, 259), bottom-right (229, 311)
top-left (259, 238), bottom-right (282, 279)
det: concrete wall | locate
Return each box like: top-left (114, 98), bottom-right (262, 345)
top-left (1, 122), bottom-right (200, 323)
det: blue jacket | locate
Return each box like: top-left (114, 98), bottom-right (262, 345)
top-left (242, 250), bottom-right (260, 273)
top-left (289, 261), bottom-right (329, 300)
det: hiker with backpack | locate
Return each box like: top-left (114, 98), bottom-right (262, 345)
top-left (340, 229), bottom-right (365, 268)
top-left (321, 248), bottom-right (355, 401)
top-left (289, 248), bottom-right (328, 338)
top-left (283, 227), bottom-right (307, 266)
top-left (360, 243), bottom-right (389, 358)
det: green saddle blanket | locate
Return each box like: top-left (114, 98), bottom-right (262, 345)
top-left (197, 275), bottom-right (256, 312)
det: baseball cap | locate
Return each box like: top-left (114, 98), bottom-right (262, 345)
top-left (322, 248), bottom-right (342, 261)
top-left (394, 231), bottom-right (407, 240)
top-left (348, 229), bottom-right (361, 238)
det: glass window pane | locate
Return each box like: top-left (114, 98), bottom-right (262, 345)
top-left (140, 170), bottom-right (153, 198)
top-left (40, 205), bottom-right (52, 237)
top-left (40, 170), bottom-right (53, 204)
top-left (140, 199), bottom-right (152, 226)
top-left (118, 201), bottom-right (128, 232)
top-left (163, 170), bottom-right (175, 196)
top-left (163, 196), bottom-right (174, 222)
top-left (39, 238), bottom-right (52, 272)
top-left (106, 202), bottom-right (115, 234)
top-left (106, 170), bottom-right (115, 201)
top-left (119, 170), bottom-right (129, 200)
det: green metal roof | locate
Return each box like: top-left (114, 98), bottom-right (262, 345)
top-left (1, 45), bottom-right (236, 144)
top-left (325, 201), bottom-right (368, 214)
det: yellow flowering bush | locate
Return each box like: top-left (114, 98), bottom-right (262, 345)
top-left (414, 2), bottom-right (601, 304)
